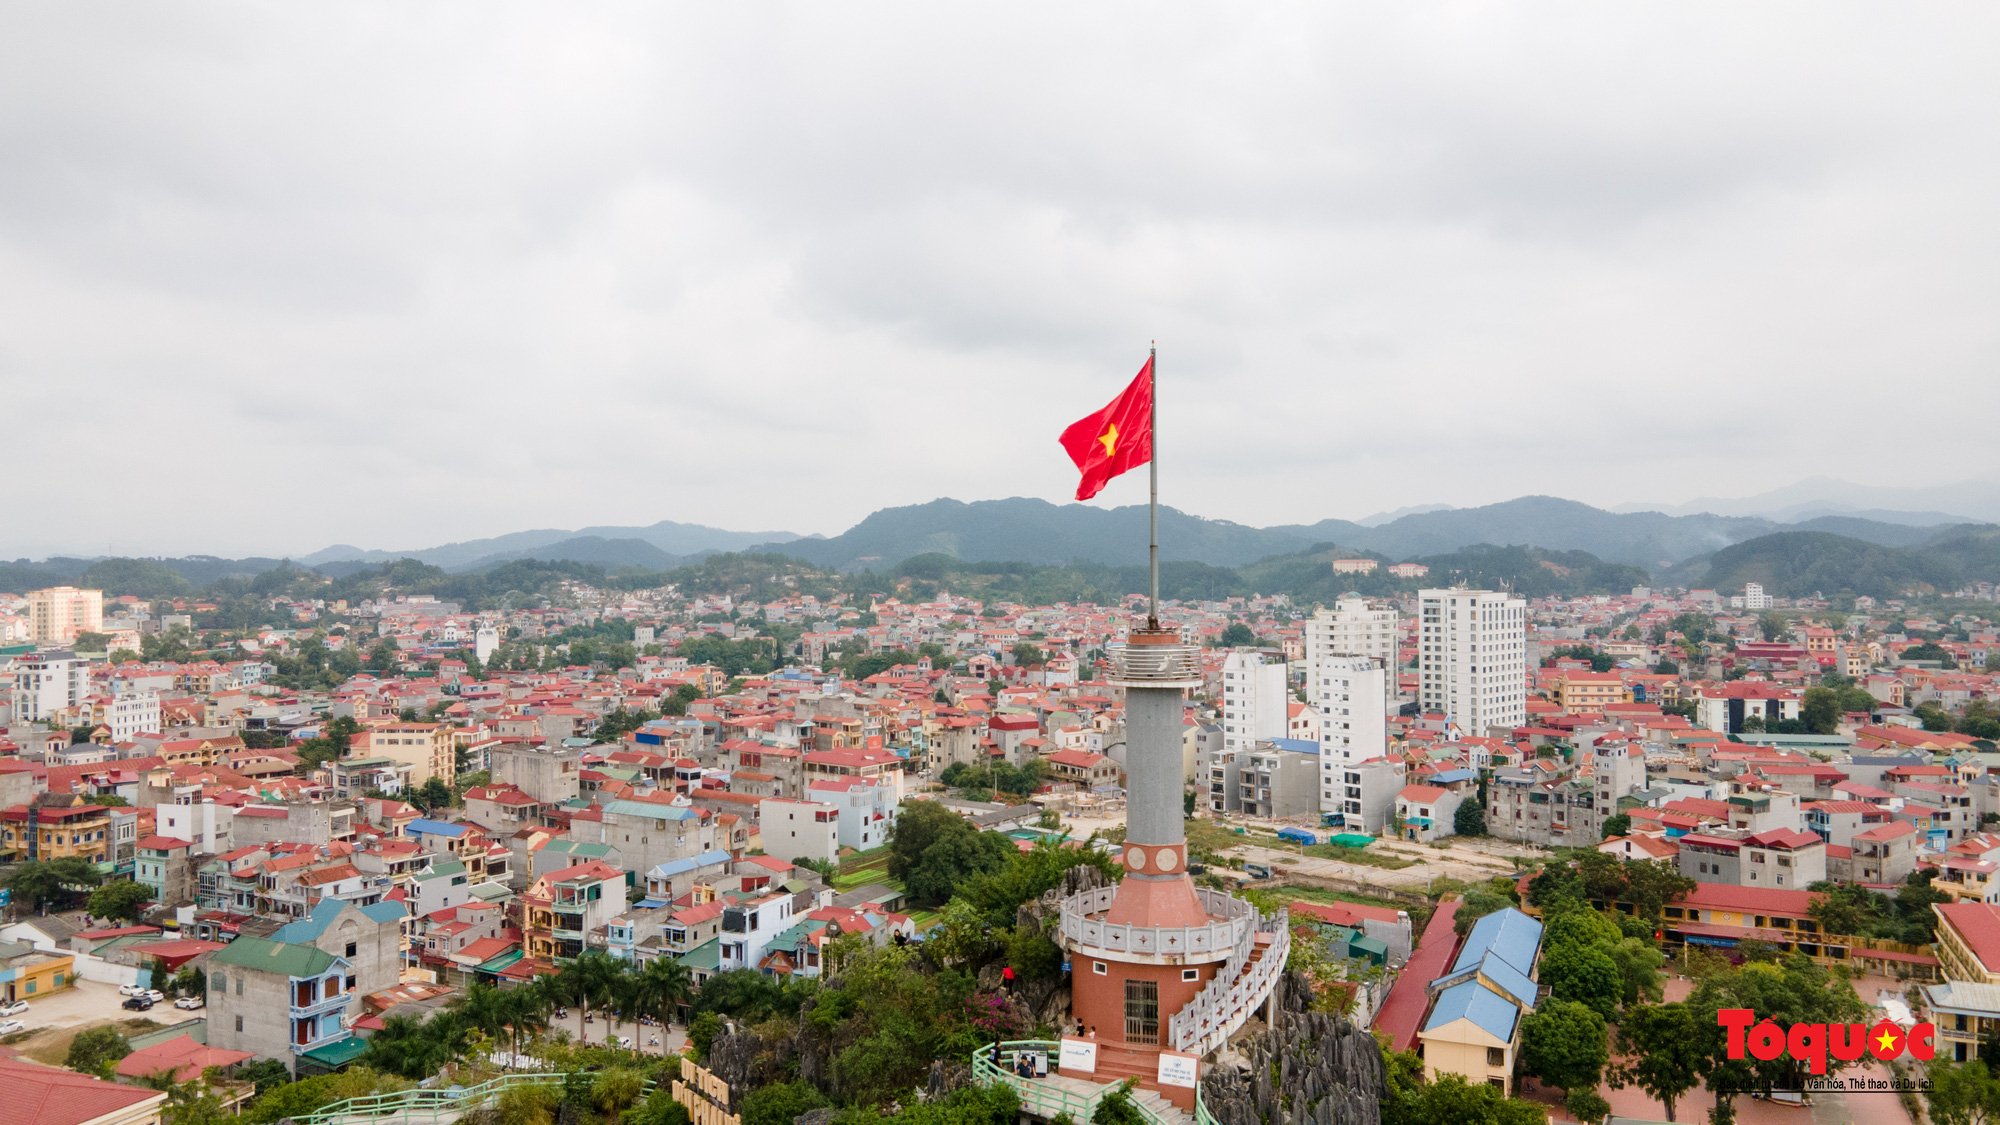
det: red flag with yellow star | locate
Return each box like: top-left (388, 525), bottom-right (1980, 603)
top-left (1059, 357), bottom-right (1154, 501)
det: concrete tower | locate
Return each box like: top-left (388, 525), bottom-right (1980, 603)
top-left (1059, 627), bottom-right (1289, 1111)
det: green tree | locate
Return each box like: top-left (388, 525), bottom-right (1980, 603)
top-left (9, 856), bottom-right (104, 911)
top-left (1453, 800), bottom-right (1486, 837)
top-left (1541, 942), bottom-right (1622, 1020)
top-left (555, 950), bottom-right (624, 1041)
top-left (1599, 813), bottom-right (1632, 839)
top-left (740, 1081), bottom-right (828, 1125)
top-left (86, 879), bottom-right (155, 923)
top-left (1519, 998), bottom-right (1608, 1093)
top-left (1757, 613), bottom-right (1788, 642)
top-left (1566, 1089), bottom-right (1611, 1125)
top-left (1611, 1002), bottom-right (1704, 1122)
top-left (65, 1026), bottom-right (131, 1077)
top-left (886, 799), bottom-right (1014, 907)
top-left (361, 1014), bottom-right (467, 1078)
top-left (687, 1012), bottom-right (722, 1060)
top-left (412, 777), bottom-right (453, 812)
top-left (1923, 1057), bottom-right (2000, 1125)
top-left (1799, 687), bottom-right (1841, 735)
top-left (242, 1067), bottom-right (409, 1124)
top-left (1218, 623), bottom-right (1257, 647)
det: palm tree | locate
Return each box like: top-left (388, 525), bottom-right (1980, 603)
top-left (501, 980), bottom-right (556, 1067)
top-left (558, 950), bottom-right (624, 1044)
top-left (631, 957), bottom-right (694, 1050)
top-left (449, 982), bottom-right (510, 1064)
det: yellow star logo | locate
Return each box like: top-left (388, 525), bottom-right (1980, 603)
top-left (1875, 1028), bottom-right (1900, 1053)
top-left (1098, 423), bottom-right (1119, 457)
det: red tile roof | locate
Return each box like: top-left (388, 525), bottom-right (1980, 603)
top-left (0, 1054), bottom-right (167, 1125)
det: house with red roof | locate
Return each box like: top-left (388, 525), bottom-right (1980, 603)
top-left (0, 1052), bottom-right (168, 1125)
top-left (1677, 827), bottom-right (1825, 890)
top-left (1394, 783), bottom-right (1462, 844)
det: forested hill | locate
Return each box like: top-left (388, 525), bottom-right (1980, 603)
top-left (1694, 526), bottom-right (2000, 599)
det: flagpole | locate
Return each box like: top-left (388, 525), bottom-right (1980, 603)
top-left (1149, 341), bottom-right (1159, 630)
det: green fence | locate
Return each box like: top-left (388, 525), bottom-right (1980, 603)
top-left (301, 1072), bottom-right (652, 1125)
top-left (974, 1040), bottom-right (1216, 1125)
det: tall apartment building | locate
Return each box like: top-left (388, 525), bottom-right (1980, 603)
top-left (1221, 650), bottom-right (1288, 754)
top-left (1304, 597), bottom-right (1398, 710)
top-left (27, 587), bottom-right (102, 644)
top-left (1418, 589), bottom-right (1527, 735)
top-left (1309, 653), bottom-right (1388, 815)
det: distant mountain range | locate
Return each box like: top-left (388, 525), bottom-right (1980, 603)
top-left (13, 493), bottom-right (2000, 597)
top-left (300, 519), bottom-right (804, 572)
top-left (1615, 474), bottom-right (2000, 525)
top-left (735, 495), bottom-right (1981, 572)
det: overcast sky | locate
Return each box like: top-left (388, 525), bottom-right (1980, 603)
top-left (7, 4), bottom-right (2000, 558)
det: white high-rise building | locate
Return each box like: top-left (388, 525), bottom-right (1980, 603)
top-left (1310, 655), bottom-right (1388, 813)
top-left (1305, 596), bottom-right (1398, 713)
top-left (1221, 650), bottom-right (1288, 753)
top-left (1418, 589), bottom-right (1527, 735)
top-left (1743, 583), bottom-right (1771, 611)
top-left (474, 625), bottom-right (500, 664)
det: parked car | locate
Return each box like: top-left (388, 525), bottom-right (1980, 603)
top-left (0, 1000), bottom-right (28, 1017)
top-left (145, 990), bottom-right (165, 1003)
top-left (173, 997), bottom-right (204, 1010)
top-left (118, 984), bottom-right (146, 997)
top-left (0, 1019), bottom-right (23, 1035)
top-left (121, 997), bottom-right (153, 1011)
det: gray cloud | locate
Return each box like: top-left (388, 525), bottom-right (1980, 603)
top-left (4, 3), bottom-right (1999, 558)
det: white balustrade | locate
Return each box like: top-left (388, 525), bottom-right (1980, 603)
top-left (1057, 886), bottom-right (1258, 959)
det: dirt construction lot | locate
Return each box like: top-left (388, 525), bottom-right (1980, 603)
top-left (3, 979), bottom-right (204, 1065)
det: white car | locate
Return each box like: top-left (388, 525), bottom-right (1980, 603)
top-left (118, 984), bottom-right (145, 997)
top-left (0, 1019), bottom-right (24, 1036)
top-left (145, 990), bottom-right (165, 1003)
top-left (172, 997), bottom-right (203, 1010)
top-left (0, 1001), bottom-right (27, 1017)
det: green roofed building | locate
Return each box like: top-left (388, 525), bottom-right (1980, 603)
top-left (206, 935), bottom-right (358, 1074)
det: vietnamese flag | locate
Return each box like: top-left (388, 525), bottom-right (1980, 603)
top-left (1059, 357), bottom-right (1154, 501)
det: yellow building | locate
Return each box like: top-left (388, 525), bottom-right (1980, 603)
top-left (0, 949), bottom-right (76, 1002)
top-left (27, 586), bottom-right (103, 644)
top-left (361, 722), bottom-right (456, 784)
top-left (1936, 902), bottom-right (2000, 984)
top-left (1419, 908), bottom-right (1543, 1096)
top-left (1552, 671), bottom-right (1633, 715)
top-left (1, 794), bottom-right (113, 863)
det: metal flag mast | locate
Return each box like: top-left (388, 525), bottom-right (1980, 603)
top-left (1148, 341), bottom-right (1159, 630)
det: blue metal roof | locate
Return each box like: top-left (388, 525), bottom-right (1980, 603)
top-left (1266, 738), bottom-right (1320, 754)
top-left (645, 849), bottom-right (732, 878)
top-left (1451, 907), bottom-right (1543, 977)
top-left (408, 818), bottom-right (468, 838)
top-left (1470, 949), bottom-right (1538, 1010)
top-left (1429, 768), bottom-right (1476, 785)
top-left (1423, 979), bottom-right (1521, 1041)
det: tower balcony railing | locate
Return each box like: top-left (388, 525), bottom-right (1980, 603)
top-left (1059, 885), bottom-right (1257, 959)
top-left (1110, 642), bottom-right (1203, 688)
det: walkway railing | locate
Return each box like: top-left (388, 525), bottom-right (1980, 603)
top-left (301, 1072), bottom-right (653, 1125)
top-left (975, 1040), bottom-right (1217, 1125)
top-left (1167, 911), bottom-right (1288, 1057)
top-left (1059, 886), bottom-right (1257, 959)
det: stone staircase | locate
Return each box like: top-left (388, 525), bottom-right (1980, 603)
top-left (1128, 1086), bottom-right (1195, 1125)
